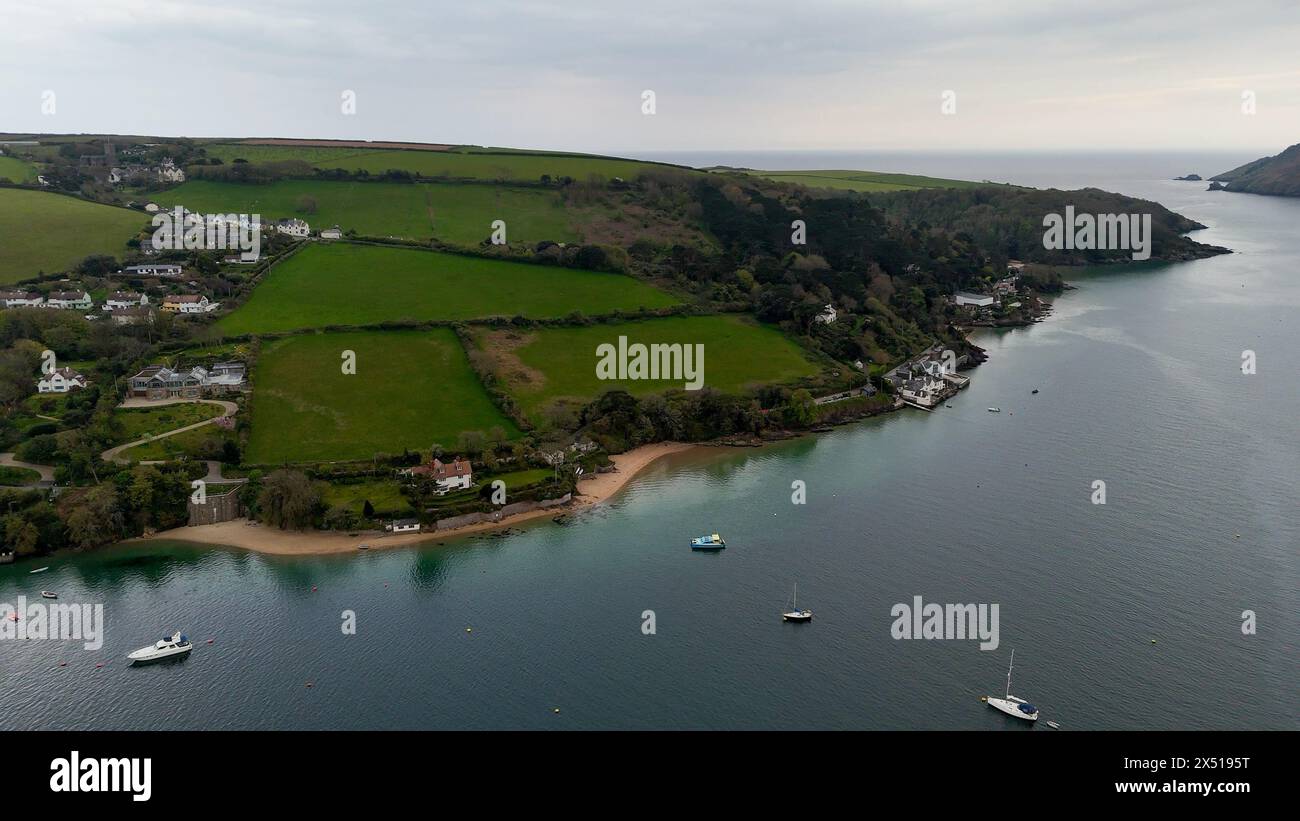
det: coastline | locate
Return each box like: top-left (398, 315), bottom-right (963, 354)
top-left (132, 441), bottom-right (701, 556)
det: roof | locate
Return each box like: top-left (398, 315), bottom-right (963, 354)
top-left (48, 290), bottom-right (89, 300)
top-left (165, 294), bottom-right (204, 303)
top-left (432, 458), bottom-right (472, 480)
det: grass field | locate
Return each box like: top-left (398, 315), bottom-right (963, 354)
top-left (245, 329), bottom-right (519, 464)
top-left (217, 243), bottom-right (680, 335)
top-left (0, 465), bottom-right (41, 485)
top-left (203, 143), bottom-right (685, 182)
top-left (0, 155), bottom-right (36, 182)
top-left (0, 188), bottom-right (146, 283)
top-left (161, 179), bottom-right (577, 246)
top-left (476, 315), bottom-right (822, 422)
top-left (749, 169), bottom-right (996, 192)
top-left (118, 423), bottom-right (234, 462)
top-left (109, 403), bottom-right (226, 445)
top-left (319, 479), bottom-right (413, 517)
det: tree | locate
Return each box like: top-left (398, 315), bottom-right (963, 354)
top-left (257, 470), bottom-right (317, 530)
top-left (362, 500), bottom-right (375, 520)
top-left (784, 389), bottom-right (816, 428)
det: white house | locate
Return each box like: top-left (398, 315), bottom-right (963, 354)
top-left (38, 367), bottom-right (88, 394)
top-left (814, 303), bottom-right (837, 324)
top-left (125, 263), bottom-right (183, 277)
top-left (161, 294), bottom-right (217, 314)
top-left (954, 292), bottom-right (994, 307)
top-left (320, 225), bottom-right (342, 240)
top-left (45, 290), bottom-right (93, 310)
top-left (0, 290), bottom-right (44, 308)
top-left (103, 291), bottom-right (149, 311)
top-left (276, 218), bottom-right (310, 237)
top-left (403, 457), bottom-right (473, 492)
top-left (387, 518), bottom-right (421, 534)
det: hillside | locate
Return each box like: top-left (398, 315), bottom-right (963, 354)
top-left (1210, 143), bottom-right (1300, 196)
top-left (0, 188), bottom-right (146, 283)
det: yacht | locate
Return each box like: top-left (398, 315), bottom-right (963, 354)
top-left (984, 649), bottom-right (1038, 722)
top-left (690, 533), bottom-right (726, 550)
top-left (128, 632), bottom-right (194, 664)
top-left (987, 407), bottom-right (1001, 413)
top-left (782, 583), bottom-right (812, 622)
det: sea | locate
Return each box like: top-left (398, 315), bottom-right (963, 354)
top-left (1, 150), bottom-right (1295, 730)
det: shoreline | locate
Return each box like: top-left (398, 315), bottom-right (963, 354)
top-left (133, 441), bottom-right (701, 556)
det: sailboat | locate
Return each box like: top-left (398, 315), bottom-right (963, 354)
top-left (984, 649), bottom-right (1039, 722)
top-left (782, 583), bottom-right (812, 622)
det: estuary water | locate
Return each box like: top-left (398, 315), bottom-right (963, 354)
top-left (1, 153), bottom-right (1295, 730)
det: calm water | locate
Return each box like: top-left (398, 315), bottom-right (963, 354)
top-left (1, 156), bottom-right (1296, 730)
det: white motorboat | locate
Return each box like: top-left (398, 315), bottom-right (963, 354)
top-left (128, 632), bottom-right (193, 664)
top-left (782, 583), bottom-right (812, 622)
top-left (29, 566), bottom-right (49, 574)
top-left (987, 407), bottom-right (1001, 413)
top-left (985, 649), bottom-right (1038, 722)
top-left (40, 591), bottom-right (57, 599)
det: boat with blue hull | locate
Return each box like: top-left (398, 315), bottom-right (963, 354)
top-left (690, 533), bottom-right (726, 551)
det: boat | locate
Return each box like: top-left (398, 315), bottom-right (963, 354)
top-left (40, 591), bottom-right (57, 599)
top-left (29, 566), bottom-right (48, 574)
top-left (689, 533), bottom-right (726, 550)
top-left (127, 632), bottom-right (194, 664)
top-left (985, 650), bottom-right (1038, 722)
top-left (1031, 389), bottom-right (1039, 394)
top-left (987, 407), bottom-right (1001, 413)
top-left (782, 583), bottom-right (812, 622)
top-left (1046, 720), bottom-right (1060, 729)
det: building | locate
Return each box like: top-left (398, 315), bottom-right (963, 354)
top-left (103, 291), bottom-right (148, 311)
top-left (403, 457), bottom-right (473, 492)
top-left (276, 218), bottom-right (310, 237)
top-left (387, 519), bottom-right (421, 534)
top-left (124, 263), bottom-right (183, 277)
top-left (45, 290), bottom-right (93, 310)
top-left (206, 362), bottom-right (247, 388)
top-left (37, 367), bottom-right (88, 394)
top-left (814, 303), bottom-right (838, 324)
top-left (127, 362), bottom-right (245, 397)
top-left (0, 290), bottom-right (44, 308)
top-left (954, 292), bottom-right (995, 307)
top-left (161, 294), bottom-right (217, 314)
top-left (320, 225), bottom-right (343, 240)
top-left (112, 306), bottom-right (154, 326)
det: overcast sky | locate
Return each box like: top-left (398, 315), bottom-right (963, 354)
top-left (2, 0), bottom-right (1297, 154)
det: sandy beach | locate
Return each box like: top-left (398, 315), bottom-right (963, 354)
top-left (136, 441), bottom-right (700, 556)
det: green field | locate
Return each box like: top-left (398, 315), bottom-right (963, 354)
top-left (749, 169), bottom-right (994, 192)
top-left (118, 422), bottom-right (234, 462)
top-left (162, 179), bottom-right (578, 246)
top-left (217, 243), bottom-right (680, 335)
top-left (245, 329), bottom-right (519, 464)
top-left (0, 465), bottom-right (41, 485)
top-left (0, 188), bottom-right (146, 283)
top-left (478, 315), bottom-right (822, 421)
top-left (203, 143), bottom-right (684, 183)
top-left (0, 155), bottom-right (36, 183)
top-left (109, 403), bottom-right (226, 445)
top-left (319, 479), bottom-right (413, 517)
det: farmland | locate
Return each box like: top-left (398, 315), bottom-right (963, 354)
top-left (202, 143), bottom-right (686, 183)
top-left (216, 243), bottom-right (680, 335)
top-left (244, 329), bottom-right (519, 464)
top-left (748, 169), bottom-right (995, 192)
top-left (0, 188), bottom-right (146, 283)
top-left (161, 179), bottom-right (577, 246)
top-left (474, 315), bottom-right (823, 422)
top-left (0, 155), bottom-right (36, 182)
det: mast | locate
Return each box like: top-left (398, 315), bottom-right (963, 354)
top-left (793, 583), bottom-right (797, 609)
top-left (1006, 649), bottom-right (1015, 698)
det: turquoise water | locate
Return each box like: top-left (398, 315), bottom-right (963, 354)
top-left (1, 161), bottom-right (1295, 730)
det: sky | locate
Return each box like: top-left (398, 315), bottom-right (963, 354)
top-left (1, 0), bottom-right (1297, 154)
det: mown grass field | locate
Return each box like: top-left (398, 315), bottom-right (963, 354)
top-left (477, 315), bottom-right (822, 422)
top-left (162, 179), bottom-right (578, 246)
top-left (118, 423), bottom-right (234, 462)
top-left (0, 188), bottom-right (146, 282)
top-left (245, 329), bottom-right (519, 464)
top-left (750, 169), bottom-right (994, 192)
top-left (0, 155), bottom-right (36, 182)
top-left (319, 479), bottom-right (414, 517)
top-left (203, 143), bottom-right (684, 182)
top-left (217, 243), bottom-right (680, 335)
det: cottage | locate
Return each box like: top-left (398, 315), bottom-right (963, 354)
top-left (124, 263), bottom-right (183, 277)
top-left (103, 291), bottom-right (148, 311)
top-left (276, 218), bottom-right (310, 237)
top-left (45, 290), bottom-right (93, 310)
top-left (954, 292), bottom-right (994, 307)
top-left (403, 457), bottom-right (473, 492)
top-left (38, 367), bottom-right (88, 394)
top-left (387, 519), bottom-right (421, 534)
top-left (161, 294), bottom-right (216, 314)
top-left (0, 290), bottom-right (44, 308)
top-left (320, 225), bottom-right (343, 240)
top-left (814, 303), bottom-right (838, 324)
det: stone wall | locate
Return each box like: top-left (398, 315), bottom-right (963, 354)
top-left (188, 489), bottom-right (243, 526)
top-left (434, 493), bottom-right (572, 532)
